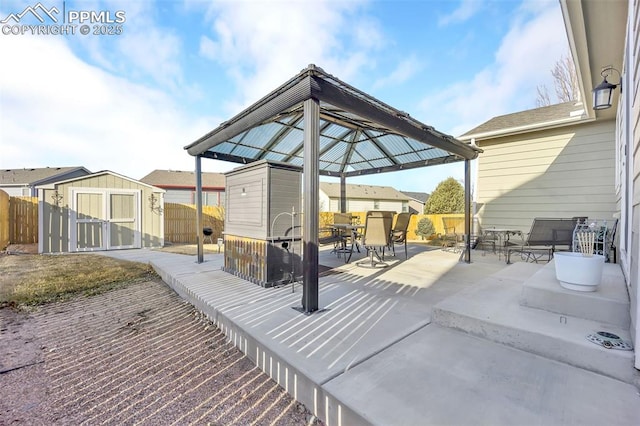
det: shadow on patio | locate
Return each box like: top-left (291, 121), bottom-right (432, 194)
top-left (103, 243), bottom-right (639, 425)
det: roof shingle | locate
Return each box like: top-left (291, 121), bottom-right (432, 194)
top-left (140, 170), bottom-right (225, 189)
top-left (0, 166), bottom-right (90, 185)
top-left (319, 182), bottom-right (409, 201)
top-left (459, 101), bottom-right (585, 140)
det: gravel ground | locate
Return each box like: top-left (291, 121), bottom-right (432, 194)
top-left (0, 278), bottom-right (319, 425)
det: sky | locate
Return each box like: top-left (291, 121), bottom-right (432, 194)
top-left (0, 0), bottom-right (569, 193)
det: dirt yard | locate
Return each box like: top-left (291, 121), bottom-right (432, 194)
top-left (0, 263), bottom-right (318, 425)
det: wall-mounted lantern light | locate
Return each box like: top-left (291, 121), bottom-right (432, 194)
top-left (592, 66), bottom-right (621, 110)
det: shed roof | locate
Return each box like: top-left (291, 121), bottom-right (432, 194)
top-left (37, 170), bottom-right (164, 192)
top-left (140, 169), bottom-right (225, 189)
top-left (0, 166), bottom-right (90, 186)
top-left (459, 101), bottom-right (586, 141)
top-left (319, 182), bottom-right (409, 201)
top-left (185, 65), bottom-right (480, 176)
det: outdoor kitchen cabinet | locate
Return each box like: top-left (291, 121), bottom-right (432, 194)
top-left (223, 160), bottom-right (302, 287)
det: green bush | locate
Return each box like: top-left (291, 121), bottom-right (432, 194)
top-left (416, 217), bottom-right (436, 240)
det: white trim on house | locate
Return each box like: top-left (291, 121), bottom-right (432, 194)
top-left (463, 114), bottom-right (591, 141)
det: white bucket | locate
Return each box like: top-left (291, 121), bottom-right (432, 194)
top-left (554, 252), bottom-right (605, 292)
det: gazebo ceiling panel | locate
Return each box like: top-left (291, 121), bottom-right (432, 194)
top-left (322, 143), bottom-right (349, 163)
top-left (271, 129), bottom-right (303, 153)
top-left (231, 145), bottom-right (262, 158)
top-left (241, 122), bottom-right (283, 147)
top-left (320, 122), bottom-right (350, 138)
top-left (262, 151), bottom-right (287, 161)
top-left (186, 65), bottom-right (481, 175)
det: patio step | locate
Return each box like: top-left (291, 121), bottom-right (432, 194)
top-left (520, 261), bottom-right (630, 329)
top-left (432, 263), bottom-right (638, 385)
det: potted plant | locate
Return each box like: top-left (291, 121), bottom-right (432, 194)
top-left (554, 224), bottom-right (605, 292)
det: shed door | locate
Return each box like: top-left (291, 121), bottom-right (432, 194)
top-left (75, 192), bottom-right (106, 251)
top-left (72, 190), bottom-right (140, 252)
top-left (108, 192), bottom-right (138, 249)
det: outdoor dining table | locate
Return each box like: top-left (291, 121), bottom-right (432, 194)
top-left (483, 228), bottom-right (523, 260)
top-left (332, 223), bottom-right (365, 263)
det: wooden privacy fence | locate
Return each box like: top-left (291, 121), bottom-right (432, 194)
top-left (0, 190), bottom-right (9, 249)
top-left (1, 197), bottom-right (467, 248)
top-left (164, 203), bottom-right (225, 244)
top-left (0, 196), bottom-right (39, 246)
top-left (320, 211), bottom-right (465, 241)
top-left (168, 209), bottom-right (465, 244)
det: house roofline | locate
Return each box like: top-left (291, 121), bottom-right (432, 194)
top-left (459, 115), bottom-right (596, 142)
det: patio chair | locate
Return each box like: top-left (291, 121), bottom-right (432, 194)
top-left (318, 226), bottom-right (341, 246)
top-left (506, 217), bottom-right (580, 264)
top-left (389, 212), bottom-right (414, 259)
top-left (356, 210), bottom-right (394, 268)
top-left (473, 225), bottom-right (497, 255)
top-left (441, 216), bottom-right (465, 252)
top-left (327, 213), bottom-right (351, 255)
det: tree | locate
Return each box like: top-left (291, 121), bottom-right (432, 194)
top-left (536, 53), bottom-right (580, 107)
top-left (423, 177), bottom-right (464, 214)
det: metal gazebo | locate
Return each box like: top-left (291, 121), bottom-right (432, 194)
top-left (185, 64), bottom-right (481, 314)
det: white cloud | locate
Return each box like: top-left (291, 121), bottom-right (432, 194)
top-left (0, 36), bottom-right (224, 178)
top-left (198, 0), bottom-right (382, 114)
top-left (68, 0), bottom-right (191, 94)
top-left (372, 55), bottom-right (423, 90)
top-left (115, 27), bottom-right (184, 89)
top-left (418, 0), bottom-right (567, 137)
top-left (438, 0), bottom-right (483, 27)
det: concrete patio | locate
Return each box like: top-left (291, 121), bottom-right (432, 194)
top-left (102, 244), bottom-right (640, 425)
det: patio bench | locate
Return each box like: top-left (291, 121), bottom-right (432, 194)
top-left (506, 217), bottom-right (582, 264)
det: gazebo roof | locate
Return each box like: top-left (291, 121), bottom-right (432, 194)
top-left (185, 65), bottom-right (480, 176)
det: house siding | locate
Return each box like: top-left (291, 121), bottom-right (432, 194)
top-left (327, 198), bottom-right (404, 213)
top-left (407, 199), bottom-right (424, 214)
top-left (163, 188), bottom-right (224, 206)
top-left (626, 0), bottom-right (640, 366)
top-left (0, 186), bottom-right (30, 196)
top-left (476, 121), bottom-right (617, 232)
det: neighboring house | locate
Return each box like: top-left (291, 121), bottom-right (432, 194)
top-left (319, 182), bottom-right (410, 213)
top-left (400, 191), bottom-right (430, 214)
top-left (460, 0), bottom-right (638, 369)
top-left (140, 169), bottom-right (225, 206)
top-left (37, 170), bottom-right (164, 253)
top-left (0, 166), bottom-right (91, 196)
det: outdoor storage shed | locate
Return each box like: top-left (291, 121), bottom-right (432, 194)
top-left (37, 171), bottom-right (165, 253)
top-left (223, 160), bottom-right (302, 287)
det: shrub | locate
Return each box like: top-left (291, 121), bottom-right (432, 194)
top-left (416, 217), bottom-right (436, 240)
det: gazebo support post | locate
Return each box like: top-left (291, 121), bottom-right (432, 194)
top-left (464, 159), bottom-right (471, 263)
top-left (302, 98), bottom-right (320, 313)
top-left (340, 174), bottom-right (347, 213)
top-left (195, 155), bottom-right (204, 264)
